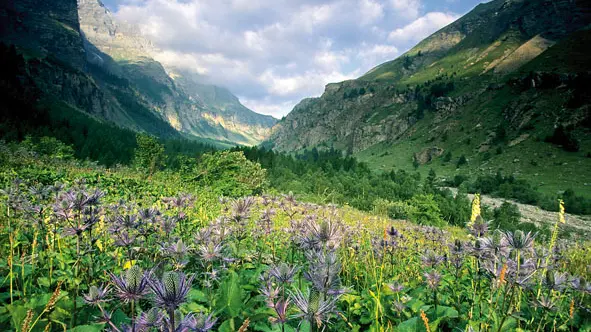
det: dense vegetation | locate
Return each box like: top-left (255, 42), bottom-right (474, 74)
top-left (0, 140), bottom-right (590, 332)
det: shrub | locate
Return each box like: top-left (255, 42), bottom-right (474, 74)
top-left (545, 125), bottom-right (580, 152)
top-left (442, 151), bottom-right (452, 163)
top-left (194, 150), bottom-right (267, 197)
top-left (457, 155), bottom-right (467, 167)
top-left (407, 194), bottom-right (445, 227)
top-left (492, 202), bottom-right (521, 230)
top-left (134, 134), bottom-right (165, 177)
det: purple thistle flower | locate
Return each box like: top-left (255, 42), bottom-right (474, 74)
top-left (136, 308), bottom-right (165, 331)
top-left (231, 196), bottom-right (255, 220)
top-left (269, 298), bottom-right (290, 325)
top-left (269, 263), bottom-right (298, 284)
top-left (148, 271), bottom-right (194, 312)
top-left (62, 223), bottom-right (89, 237)
top-left (113, 230), bottom-right (137, 248)
top-left (188, 313), bottom-right (217, 332)
top-left (421, 250), bottom-right (444, 268)
top-left (387, 226), bottom-right (399, 237)
top-left (198, 242), bottom-right (224, 263)
top-left (423, 270), bottom-right (442, 290)
top-left (469, 216), bottom-right (489, 237)
top-left (387, 282), bottom-right (404, 293)
top-left (83, 285), bottom-right (110, 306)
top-left (260, 282), bottom-right (280, 306)
top-left (503, 230), bottom-right (536, 253)
top-left (164, 239), bottom-right (190, 269)
top-left (291, 289), bottom-right (338, 329)
top-left (304, 250), bottom-right (344, 296)
top-left (109, 265), bottom-right (149, 302)
top-left (161, 216), bottom-right (178, 235)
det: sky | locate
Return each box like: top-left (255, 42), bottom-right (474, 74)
top-left (101, 0), bottom-right (487, 118)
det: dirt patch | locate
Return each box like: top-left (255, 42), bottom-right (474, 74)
top-left (445, 187), bottom-right (591, 238)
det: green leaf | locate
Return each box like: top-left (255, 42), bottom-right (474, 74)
top-left (187, 288), bottom-right (208, 303)
top-left (397, 317), bottom-right (422, 332)
top-left (67, 324), bottom-right (105, 332)
top-left (215, 271), bottom-right (243, 318)
top-left (218, 318), bottom-right (235, 332)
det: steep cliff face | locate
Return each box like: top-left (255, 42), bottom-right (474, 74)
top-left (0, 0), bottom-right (184, 138)
top-left (268, 0), bottom-right (591, 156)
top-left (77, 0), bottom-right (276, 145)
top-left (0, 0), bottom-right (85, 68)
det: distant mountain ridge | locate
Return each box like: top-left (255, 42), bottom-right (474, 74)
top-left (0, 0), bottom-right (275, 146)
top-left (77, 0), bottom-right (276, 146)
top-left (266, 0), bottom-right (591, 194)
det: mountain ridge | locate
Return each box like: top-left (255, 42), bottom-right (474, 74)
top-left (266, 0), bottom-right (591, 195)
top-left (77, 0), bottom-right (276, 146)
top-left (0, 0), bottom-right (275, 147)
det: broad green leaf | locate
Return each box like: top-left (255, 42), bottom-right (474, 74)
top-left (67, 324), bottom-right (105, 332)
top-left (397, 317), bottom-right (422, 332)
top-left (216, 271), bottom-right (243, 318)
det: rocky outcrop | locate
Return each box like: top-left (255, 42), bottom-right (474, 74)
top-left (414, 147), bottom-right (444, 165)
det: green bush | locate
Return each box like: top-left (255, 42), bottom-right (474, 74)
top-left (407, 194), bottom-right (445, 227)
top-left (194, 150), bottom-right (267, 197)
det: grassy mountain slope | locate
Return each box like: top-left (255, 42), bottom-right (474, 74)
top-left (267, 0), bottom-right (591, 198)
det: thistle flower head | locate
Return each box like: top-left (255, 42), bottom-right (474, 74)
top-left (161, 216), bottom-right (178, 235)
top-left (231, 197), bottom-right (255, 222)
top-left (136, 308), bottom-right (165, 330)
top-left (189, 313), bottom-right (217, 332)
top-left (387, 226), bottom-right (399, 237)
top-left (480, 232), bottom-right (509, 258)
top-left (148, 271), bottom-right (194, 311)
top-left (304, 250), bottom-right (343, 295)
top-left (269, 263), bottom-right (298, 284)
top-left (164, 239), bottom-right (190, 269)
top-left (269, 299), bottom-right (290, 324)
top-left (260, 283), bottom-right (279, 305)
top-left (109, 265), bottom-right (149, 302)
top-left (83, 285), bottom-right (110, 306)
top-left (423, 270), bottom-right (442, 290)
top-left (503, 230), bottom-right (535, 253)
top-left (291, 289), bottom-right (338, 329)
top-left (387, 282), bottom-right (404, 293)
top-left (198, 241), bottom-right (224, 262)
top-left (469, 216), bottom-right (489, 237)
top-left (545, 271), bottom-right (569, 291)
top-left (421, 250), bottom-right (444, 268)
top-left (62, 223), bottom-right (89, 237)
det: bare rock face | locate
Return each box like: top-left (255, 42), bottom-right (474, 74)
top-left (414, 147), bottom-right (444, 165)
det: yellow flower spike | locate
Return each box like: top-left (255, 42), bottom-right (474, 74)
top-left (420, 310), bottom-right (431, 332)
top-left (96, 239), bottom-right (104, 252)
top-left (470, 194), bottom-right (481, 224)
top-left (559, 199), bottom-right (565, 224)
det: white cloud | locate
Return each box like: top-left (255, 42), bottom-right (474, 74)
top-left (388, 12), bottom-right (459, 43)
top-left (108, 0), bottom-right (466, 117)
top-left (358, 0), bottom-right (384, 25)
top-left (390, 0), bottom-right (422, 20)
top-left (357, 44), bottom-right (399, 67)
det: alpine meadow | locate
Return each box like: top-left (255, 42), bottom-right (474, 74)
top-left (1, 0), bottom-right (590, 331)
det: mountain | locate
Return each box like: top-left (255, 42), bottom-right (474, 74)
top-left (266, 0), bottom-right (591, 196)
top-left (0, 0), bottom-right (275, 147)
top-left (77, 0), bottom-right (276, 145)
